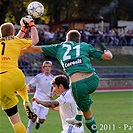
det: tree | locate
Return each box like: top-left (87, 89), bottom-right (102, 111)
top-left (0, 0), bottom-right (132, 28)
top-left (0, 0), bottom-right (10, 25)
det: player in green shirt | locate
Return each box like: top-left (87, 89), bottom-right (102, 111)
top-left (21, 30), bottom-right (113, 133)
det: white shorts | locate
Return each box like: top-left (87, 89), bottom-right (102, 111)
top-left (32, 101), bottom-right (49, 119)
top-left (61, 125), bottom-right (84, 133)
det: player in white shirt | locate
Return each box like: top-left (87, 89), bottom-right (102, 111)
top-left (27, 61), bottom-right (54, 133)
top-left (32, 75), bottom-right (84, 133)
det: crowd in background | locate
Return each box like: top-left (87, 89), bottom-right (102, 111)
top-left (36, 27), bottom-right (133, 46)
top-left (18, 55), bottom-right (43, 76)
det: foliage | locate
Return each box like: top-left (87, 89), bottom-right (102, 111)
top-left (0, 0), bottom-right (133, 27)
top-left (5, 12), bottom-right (15, 23)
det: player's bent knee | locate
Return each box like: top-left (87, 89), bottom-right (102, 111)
top-left (39, 119), bottom-right (45, 124)
top-left (4, 105), bottom-right (18, 116)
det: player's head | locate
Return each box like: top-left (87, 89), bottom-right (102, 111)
top-left (51, 75), bottom-right (70, 95)
top-left (42, 61), bottom-right (52, 75)
top-left (66, 30), bottom-right (81, 43)
top-left (0, 23), bottom-right (14, 37)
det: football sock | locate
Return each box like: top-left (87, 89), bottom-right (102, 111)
top-left (85, 117), bottom-right (98, 133)
top-left (13, 121), bottom-right (27, 133)
top-left (75, 107), bottom-right (82, 121)
top-left (17, 85), bottom-right (29, 101)
top-left (36, 117), bottom-right (39, 123)
top-left (27, 120), bottom-right (34, 133)
top-left (75, 114), bottom-right (82, 121)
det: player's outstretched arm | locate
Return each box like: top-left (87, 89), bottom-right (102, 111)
top-left (32, 98), bottom-right (59, 108)
top-left (20, 46), bottom-right (43, 56)
top-left (101, 50), bottom-right (113, 60)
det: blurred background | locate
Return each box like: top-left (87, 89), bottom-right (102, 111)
top-left (0, 0), bottom-right (132, 90)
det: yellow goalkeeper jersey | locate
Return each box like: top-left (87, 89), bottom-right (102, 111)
top-left (0, 36), bottom-right (32, 72)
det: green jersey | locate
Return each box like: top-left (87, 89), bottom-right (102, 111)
top-left (41, 41), bottom-right (103, 77)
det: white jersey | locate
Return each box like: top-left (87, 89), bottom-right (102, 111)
top-left (29, 73), bottom-right (54, 100)
top-left (56, 90), bottom-right (84, 133)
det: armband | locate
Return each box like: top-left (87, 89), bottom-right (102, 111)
top-left (29, 21), bottom-right (35, 27)
top-left (21, 26), bottom-right (27, 33)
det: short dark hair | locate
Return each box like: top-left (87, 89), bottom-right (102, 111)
top-left (51, 75), bottom-right (70, 89)
top-left (66, 30), bottom-right (81, 43)
top-left (0, 23), bottom-right (14, 37)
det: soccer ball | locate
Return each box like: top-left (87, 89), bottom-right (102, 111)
top-left (27, 1), bottom-right (44, 18)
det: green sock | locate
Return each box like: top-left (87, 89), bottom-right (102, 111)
top-left (85, 117), bottom-right (98, 133)
top-left (75, 106), bottom-right (82, 121)
top-left (75, 115), bottom-right (82, 121)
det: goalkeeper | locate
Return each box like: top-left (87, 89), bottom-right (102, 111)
top-left (0, 15), bottom-right (38, 133)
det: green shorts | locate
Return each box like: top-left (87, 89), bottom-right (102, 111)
top-left (71, 73), bottom-right (99, 112)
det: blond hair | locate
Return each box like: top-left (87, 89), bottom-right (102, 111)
top-left (43, 61), bottom-right (52, 67)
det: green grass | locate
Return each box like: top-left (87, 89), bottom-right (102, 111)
top-left (0, 91), bottom-right (132, 133)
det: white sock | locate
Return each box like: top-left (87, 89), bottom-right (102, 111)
top-left (77, 110), bottom-right (83, 115)
top-left (36, 117), bottom-right (39, 123)
top-left (76, 106), bottom-right (83, 115)
top-left (27, 120), bottom-right (34, 133)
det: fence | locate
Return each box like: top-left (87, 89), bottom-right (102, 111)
top-left (19, 65), bottom-right (133, 78)
top-left (94, 66), bottom-right (133, 78)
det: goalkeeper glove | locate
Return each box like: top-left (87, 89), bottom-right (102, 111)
top-left (20, 17), bottom-right (28, 33)
top-left (22, 15), bottom-right (35, 27)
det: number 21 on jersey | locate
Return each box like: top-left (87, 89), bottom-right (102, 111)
top-left (63, 44), bottom-right (80, 61)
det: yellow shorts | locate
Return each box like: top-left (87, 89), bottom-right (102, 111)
top-left (0, 68), bottom-right (27, 110)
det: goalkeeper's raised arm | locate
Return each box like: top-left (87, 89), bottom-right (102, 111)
top-left (17, 15), bottom-right (39, 45)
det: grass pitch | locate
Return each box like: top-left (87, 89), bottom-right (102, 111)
top-left (0, 91), bottom-right (132, 133)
